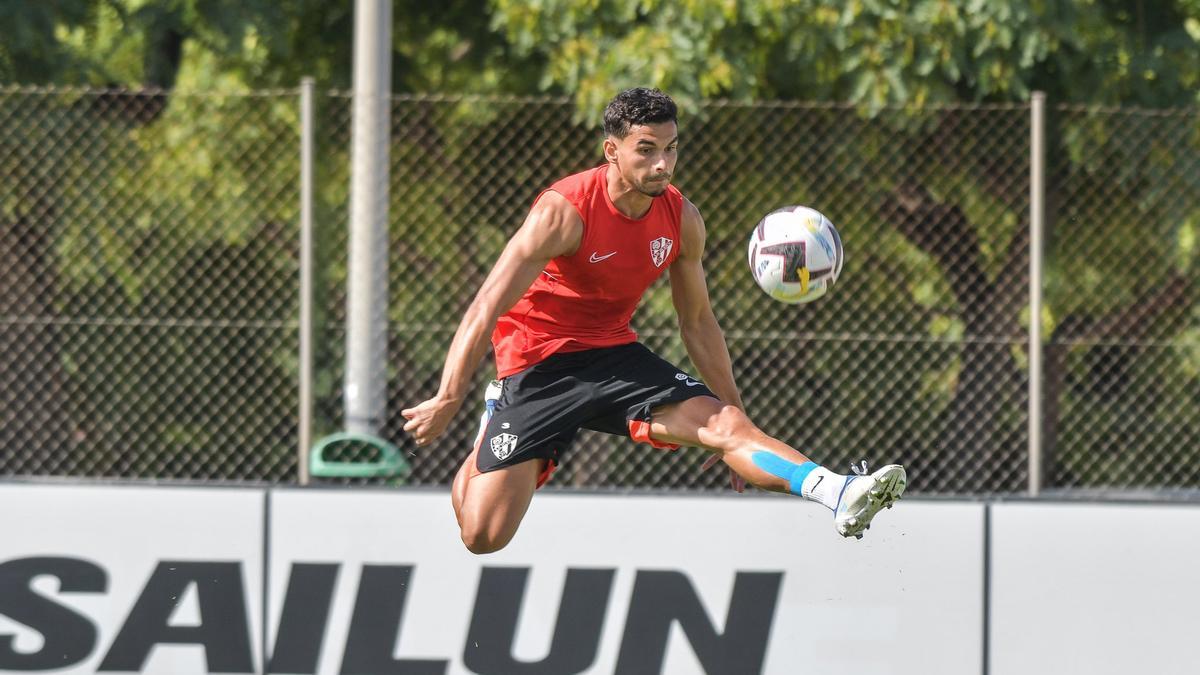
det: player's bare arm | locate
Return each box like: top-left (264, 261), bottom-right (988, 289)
top-left (668, 198), bottom-right (749, 490)
top-left (401, 192), bottom-right (583, 446)
top-left (670, 199), bottom-right (744, 411)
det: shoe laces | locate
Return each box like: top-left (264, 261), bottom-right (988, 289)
top-left (834, 460), bottom-right (870, 514)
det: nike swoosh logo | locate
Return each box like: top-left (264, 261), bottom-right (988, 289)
top-left (683, 380), bottom-right (702, 387)
top-left (589, 251), bottom-right (617, 263)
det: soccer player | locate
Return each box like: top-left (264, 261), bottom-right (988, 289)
top-left (402, 87), bottom-right (905, 554)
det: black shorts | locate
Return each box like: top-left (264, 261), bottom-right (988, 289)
top-left (472, 342), bottom-right (717, 484)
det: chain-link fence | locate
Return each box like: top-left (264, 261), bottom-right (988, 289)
top-left (1, 86), bottom-right (1196, 494)
top-left (1045, 105), bottom-right (1200, 492)
top-left (0, 87), bottom-right (300, 481)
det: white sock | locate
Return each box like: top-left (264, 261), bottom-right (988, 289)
top-left (800, 466), bottom-right (847, 511)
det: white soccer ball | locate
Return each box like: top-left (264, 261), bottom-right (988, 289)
top-left (747, 205), bottom-right (844, 304)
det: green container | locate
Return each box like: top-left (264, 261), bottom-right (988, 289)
top-left (309, 432), bottom-right (411, 480)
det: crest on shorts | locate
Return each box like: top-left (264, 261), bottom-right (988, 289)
top-left (649, 237), bottom-right (673, 267)
top-left (490, 433), bottom-right (519, 461)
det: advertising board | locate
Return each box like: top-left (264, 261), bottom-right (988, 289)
top-left (268, 490), bottom-right (985, 675)
top-left (0, 484), bottom-right (264, 674)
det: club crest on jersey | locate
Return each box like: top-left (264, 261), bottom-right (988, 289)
top-left (649, 237), bottom-right (673, 267)
top-left (490, 433), bottom-right (519, 460)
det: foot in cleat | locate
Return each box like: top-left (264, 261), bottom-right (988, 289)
top-left (833, 462), bottom-right (906, 539)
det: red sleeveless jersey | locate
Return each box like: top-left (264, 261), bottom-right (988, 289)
top-left (492, 164), bottom-right (684, 378)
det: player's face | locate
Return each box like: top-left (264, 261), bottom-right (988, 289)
top-left (610, 122), bottom-right (678, 197)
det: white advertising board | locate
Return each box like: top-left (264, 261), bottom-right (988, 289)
top-left (0, 484), bottom-right (264, 674)
top-left (990, 502), bottom-right (1200, 675)
top-left (268, 490), bottom-right (984, 675)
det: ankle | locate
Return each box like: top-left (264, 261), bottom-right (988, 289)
top-left (799, 466), bottom-right (847, 511)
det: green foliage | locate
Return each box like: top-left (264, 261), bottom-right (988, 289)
top-left (0, 0), bottom-right (99, 83)
top-left (10, 0), bottom-right (1200, 109)
top-left (491, 0), bottom-right (1200, 119)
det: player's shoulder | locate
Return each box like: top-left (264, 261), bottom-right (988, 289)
top-left (679, 195), bottom-right (704, 230)
top-left (547, 164), bottom-right (605, 201)
top-left (531, 189), bottom-right (583, 227)
top-left (525, 189), bottom-right (584, 257)
top-left (673, 195), bottom-right (707, 259)
top-left (534, 187), bottom-right (575, 211)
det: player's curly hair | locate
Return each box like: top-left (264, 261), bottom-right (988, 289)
top-left (603, 88), bottom-right (677, 139)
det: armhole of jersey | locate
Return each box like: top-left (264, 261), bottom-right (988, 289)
top-left (538, 187), bottom-right (589, 259)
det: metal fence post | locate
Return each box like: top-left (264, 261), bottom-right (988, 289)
top-left (299, 77), bottom-right (316, 486)
top-left (1029, 91), bottom-right (1046, 496)
top-left (344, 0), bottom-right (392, 436)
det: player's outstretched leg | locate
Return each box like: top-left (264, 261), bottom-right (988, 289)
top-left (647, 396), bottom-right (906, 539)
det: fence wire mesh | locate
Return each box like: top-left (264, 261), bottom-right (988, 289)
top-left (1045, 105), bottom-right (1200, 492)
top-left (1, 87), bottom-right (1196, 495)
top-left (0, 87), bottom-right (300, 480)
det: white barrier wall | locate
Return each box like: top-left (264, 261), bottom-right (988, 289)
top-left (268, 491), bottom-right (984, 675)
top-left (0, 484), bottom-right (264, 674)
top-left (2, 484), bottom-right (1198, 675)
top-left (989, 502), bottom-right (1200, 675)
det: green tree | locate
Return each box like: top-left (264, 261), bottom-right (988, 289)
top-left (2, 1), bottom-right (307, 477)
top-left (492, 0), bottom-right (1200, 112)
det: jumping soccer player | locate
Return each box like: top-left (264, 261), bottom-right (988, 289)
top-left (401, 87), bottom-right (906, 554)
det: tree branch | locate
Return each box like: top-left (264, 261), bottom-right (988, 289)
top-left (1055, 274), bottom-right (1191, 341)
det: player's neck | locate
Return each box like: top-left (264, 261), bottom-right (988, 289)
top-left (605, 164), bottom-right (653, 219)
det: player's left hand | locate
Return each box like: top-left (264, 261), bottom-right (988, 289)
top-left (702, 453), bottom-right (746, 493)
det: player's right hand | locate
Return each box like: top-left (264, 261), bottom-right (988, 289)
top-left (401, 396), bottom-right (461, 446)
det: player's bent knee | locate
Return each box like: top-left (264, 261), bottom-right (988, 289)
top-left (459, 517), bottom-right (517, 555)
top-left (460, 527), bottom-right (512, 555)
top-left (702, 404), bottom-right (757, 448)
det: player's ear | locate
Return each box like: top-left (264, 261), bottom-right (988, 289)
top-left (603, 136), bottom-right (618, 163)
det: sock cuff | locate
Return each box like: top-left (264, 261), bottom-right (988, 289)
top-left (790, 461), bottom-right (818, 490)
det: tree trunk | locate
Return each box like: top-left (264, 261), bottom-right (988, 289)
top-left (882, 181), bottom-right (1027, 492)
top-left (1039, 274), bottom-right (1191, 488)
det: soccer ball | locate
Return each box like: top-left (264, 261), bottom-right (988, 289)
top-left (747, 205), bottom-right (844, 304)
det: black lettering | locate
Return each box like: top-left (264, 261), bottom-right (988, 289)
top-left (268, 563), bottom-right (340, 674)
top-left (615, 570), bottom-right (782, 674)
top-left (0, 557), bottom-right (106, 670)
top-left (98, 561), bottom-right (253, 672)
top-left (464, 567), bottom-right (614, 675)
top-left (340, 565), bottom-right (446, 675)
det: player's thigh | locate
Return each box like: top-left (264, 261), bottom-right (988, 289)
top-left (458, 457), bottom-right (542, 543)
top-left (646, 394), bottom-right (761, 449)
